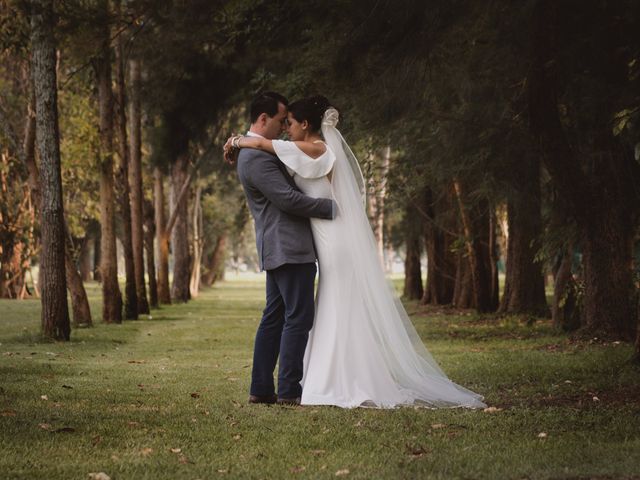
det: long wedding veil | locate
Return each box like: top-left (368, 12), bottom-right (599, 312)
top-left (321, 108), bottom-right (485, 408)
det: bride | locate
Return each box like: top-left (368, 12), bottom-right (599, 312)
top-left (226, 96), bottom-right (485, 409)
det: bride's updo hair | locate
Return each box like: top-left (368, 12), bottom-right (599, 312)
top-left (288, 95), bottom-right (334, 132)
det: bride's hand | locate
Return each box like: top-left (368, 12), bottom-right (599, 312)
top-left (223, 135), bottom-right (237, 165)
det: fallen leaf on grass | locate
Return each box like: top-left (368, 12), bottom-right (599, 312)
top-left (406, 444), bottom-right (430, 458)
top-left (62, 385), bottom-right (73, 389)
top-left (483, 407), bottom-right (503, 413)
top-left (232, 434), bottom-right (242, 440)
top-left (430, 423), bottom-right (446, 429)
top-left (190, 392), bottom-right (200, 398)
top-left (53, 426), bottom-right (75, 433)
top-left (1, 409), bottom-right (17, 417)
top-left (335, 469), bottom-right (350, 476)
top-left (170, 448), bottom-right (182, 453)
top-left (88, 473), bottom-right (111, 480)
top-left (38, 423), bottom-right (52, 430)
top-left (40, 395), bottom-right (48, 401)
top-left (127, 360), bottom-right (146, 364)
top-left (537, 432), bottom-right (548, 438)
top-left (217, 469), bottom-right (228, 474)
top-left (140, 447), bottom-right (154, 456)
top-left (91, 435), bottom-right (102, 446)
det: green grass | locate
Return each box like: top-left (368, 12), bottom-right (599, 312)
top-left (1, 275), bottom-right (639, 479)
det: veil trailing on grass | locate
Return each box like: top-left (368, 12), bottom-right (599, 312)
top-left (320, 108), bottom-right (486, 408)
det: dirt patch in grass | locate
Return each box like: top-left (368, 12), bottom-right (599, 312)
top-left (496, 384), bottom-right (640, 409)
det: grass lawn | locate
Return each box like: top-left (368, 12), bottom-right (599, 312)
top-left (1, 275), bottom-right (639, 479)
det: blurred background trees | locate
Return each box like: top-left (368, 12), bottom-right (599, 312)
top-left (0, 0), bottom-right (638, 356)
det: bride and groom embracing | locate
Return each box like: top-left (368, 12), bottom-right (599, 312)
top-left (224, 91), bottom-right (485, 409)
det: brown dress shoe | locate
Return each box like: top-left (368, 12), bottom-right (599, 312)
top-left (277, 396), bottom-right (301, 406)
top-left (248, 394), bottom-right (277, 404)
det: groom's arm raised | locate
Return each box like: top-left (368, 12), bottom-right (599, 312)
top-left (247, 153), bottom-right (334, 219)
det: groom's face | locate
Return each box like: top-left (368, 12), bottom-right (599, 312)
top-left (263, 102), bottom-right (288, 140)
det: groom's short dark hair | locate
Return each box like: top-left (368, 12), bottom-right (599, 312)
top-left (250, 91), bottom-right (289, 123)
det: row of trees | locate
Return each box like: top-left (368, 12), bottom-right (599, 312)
top-left (1, 0), bottom-right (638, 357)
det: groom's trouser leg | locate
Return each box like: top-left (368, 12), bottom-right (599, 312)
top-left (250, 270), bottom-right (285, 397)
top-left (275, 262), bottom-right (317, 399)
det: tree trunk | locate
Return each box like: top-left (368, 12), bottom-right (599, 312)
top-left (30, 0), bottom-right (70, 339)
top-left (453, 180), bottom-right (495, 313)
top-left (402, 203), bottom-right (423, 300)
top-left (552, 246), bottom-right (580, 331)
top-left (403, 233), bottom-right (423, 300)
top-left (453, 253), bottom-right (474, 309)
top-left (64, 232), bottom-right (92, 327)
top-left (202, 232), bottom-right (227, 287)
top-left (94, 2), bottom-right (122, 323)
top-left (582, 209), bottom-right (636, 340)
top-left (143, 198), bottom-right (159, 308)
top-left (113, 17), bottom-right (137, 320)
top-left (93, 229), bottom-right (101, 281)
top-left (499, 155), bottom-right (548, 316)
top-left (170, 153), bottom-right (191, 303)
top-left (529, 0), bottom-right (639, 340)
top-left (78, 236), bottom-right (92, 282)
top-left (489, 208), bottom-right (500, 309)
top-left (422, 187), bottom-right (456, 305)
top-left (189, 185), bottom-right (204, 298)
top-left (127, 58), bottom-right (149, 314)
top-left (154, 167), bottom-right (171, 304)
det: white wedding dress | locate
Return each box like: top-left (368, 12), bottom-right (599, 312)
top-left (272, 110), bottom-right (486, 409)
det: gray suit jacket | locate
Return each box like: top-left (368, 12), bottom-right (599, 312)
top-left (237, 148), bottom-right (333, 271)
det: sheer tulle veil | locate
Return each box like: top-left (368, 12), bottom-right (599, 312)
top-left (320, 108), bottom-right (486, 408)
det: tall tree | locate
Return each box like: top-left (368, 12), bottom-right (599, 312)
top-left (153, 166), bottom-right (170, 304)
top-left (127, 58), bottom-right (150, 313)
top-left (93, 0), bottom-right (122, 323)
top-left (529, 0), bottom-right (640, 340)
top-left (30, 0), bottom-right (70, 339)
top-left (113, 5), bottom-right (137, 319)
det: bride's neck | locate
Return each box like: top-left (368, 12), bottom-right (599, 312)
top-left (303, 131), bottom-right (321, 142)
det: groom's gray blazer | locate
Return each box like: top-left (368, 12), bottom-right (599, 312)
top-left (237, 147), bottom-right (333, 271)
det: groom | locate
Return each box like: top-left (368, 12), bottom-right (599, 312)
top-left (231, 92), bottom-right (334, 405)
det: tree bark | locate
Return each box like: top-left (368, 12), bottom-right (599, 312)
top-left (30, 0), bottom-right (70, 339)
top-left (113, 15), bottom-right (137, 320)
top-left (552, 246), bottom-right (580, 331)
top-left (127, 58), bottom-right (149, 314)
top-left (202, 232), bottom-right (227, 287)
top-left (154, 167), bottom-right (171, 304)
top-left (453, 180), bottom-right (495, 313)
top-left (94, 1), bottom-right (122, 323)
top-left (64, 231), bottom-right (92, 327)
top-left (143, 198), bottom-right (159, 308)
top-left (499, 156), bottom-right (548, 316)
top-left (402, 203), bottom-right (423, 300)
top-left (93, 229), bottom-right (101, 281)
top-left (78, 236), bottom-right (92, 282)
top-left (453, 253), bottom-right (474, 309)
top-left (529, 0), bottom-right (639, 340)
top-left (189, 185), bottom-right (204, 298)
top-left (582, 207), bottom-right (636, 339)
top-left (170, 153), bottom-right (191, 303)
top-left (422, 187), bottom-right (456, 305)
